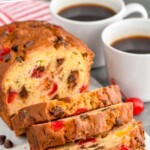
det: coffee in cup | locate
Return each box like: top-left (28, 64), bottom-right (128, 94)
top-left (58, 4), bottom-right (116, 22)
top-left (102, 19), bottom-right (150, 102)
top-left (111, 36), bottom-right (150, 54)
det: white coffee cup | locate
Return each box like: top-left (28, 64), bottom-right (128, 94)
top-left (50, 0), bottom-right (148, 68)
top-left (102, 19), bottom-right (150, 102)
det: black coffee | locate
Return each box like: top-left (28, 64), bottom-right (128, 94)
top-left (58, 4), bottom-right (116, 21)
top-left (111, 36), bottom-right (150, 54)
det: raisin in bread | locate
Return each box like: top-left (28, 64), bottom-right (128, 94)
top-left (0, 21), bottom-right (94, 128)
top-left (46, 121), bottom-right (145, 150)
top-left (26, 102), bottom-right (133, 149)
top-left (12, 85), bottom-right (122, 135)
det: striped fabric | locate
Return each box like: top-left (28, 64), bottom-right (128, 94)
top-left (0, 0), bottom-right (51, 26)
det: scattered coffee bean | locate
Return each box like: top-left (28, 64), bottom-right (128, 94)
top-left (0, 135), bottom-right (6, 145)
top-left (4, 139), bottom-right (13, 148)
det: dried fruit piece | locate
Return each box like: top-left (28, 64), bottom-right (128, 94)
top-left (67, 71), bottom-right (79, 89)
top-left (74, 108), bottom-right (88, 116)
top-left (7, 92), bottom-right (17, 103)
top-left (125, 97), bottom-right (144, 115)
top-left (15, 56), bottom-right (24, 63)
top-left (0, 135), bottom-right (6, 145)
top-left (24, 41), bottom-right (34, 48)
top-left (80, 114), bottom-right (88, 120)
top-left (53, 24), bottom-right (61, 29)
top-left (11, 45), bottom-right (18, 52)
top-left (3, 53), bottom-right (11, 62)
top-left (19, 86), bottom-right (28, 99)
top-left (52, 107), bottom-right (64, 119)
top-left (78, 138), bottom-right (96, 145)
top-left (54, 36), bottom-right (68, 48)
top-left (115, 118), bottom-right (122, 126)
top-left (51, 121), bottom-right (64, 131)
top-left (6, 25), bottom-right (15, 33)
top-left (4, 139), bottom-right (13, 148)
top-left (120, 145), bottom-right (131, 150)
top-left (32, 66), bottom-right (45, 78)
top-left (48, 82), bottom-right (58, 96)
top-left (56, 58), bottom-right (64, 67)
top-left (80, 85), bottom-right (88, 93)
top-left (0, 47), bottom-right (10, 61)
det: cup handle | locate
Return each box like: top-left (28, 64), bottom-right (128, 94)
top-left (123, 3), bottom-right (148, 19)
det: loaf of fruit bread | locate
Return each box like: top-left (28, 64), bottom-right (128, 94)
top-left (12, 85), bottom-right (122, 135)
top-left (26, 102), bottom-right (133, 149)
top-left (45, 121), bottom-right (145, 150)
top-left (0, 21), bottom-right (94, 128)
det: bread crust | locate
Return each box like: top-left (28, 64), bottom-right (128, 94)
top-left (26, 102), bottom-right (133, 149)
top-left (12, 85), bottom-right (122, 135)
top-left (43, 121), bottom-right (145, 150)
top-left (0, 21), bottom-right (94, 128)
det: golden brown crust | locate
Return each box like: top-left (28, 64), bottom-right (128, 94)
top-left (12, 85), bottom-right (122, 135)
top-left (46, 121), bottom-right (145, 150)
top-left (26, 103), bottom-right (133, 149)
top-left (0, 21), bottom-right (94, 127)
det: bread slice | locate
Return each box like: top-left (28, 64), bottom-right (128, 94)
top-left (26, 102), bottom-right (133, 149)
top-left (12, 85), bottom-right (122, 135)
top-left (34, 121), bottom-right (145, 150)
top-left (0, 21), bottom-right (94, 128)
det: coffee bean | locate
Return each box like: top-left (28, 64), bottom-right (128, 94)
top-left (0, 135), bottom-right (6, 145)
top-left (11, 45), bottom-right (18, 52)
top-left (4, 139), bottom-right (13, 148)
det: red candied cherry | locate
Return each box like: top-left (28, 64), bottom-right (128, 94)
top-left (7, 92), bottom-right (17, 103)
top-left (80, 85), bottom-right (88, 93)
top-left (48, 82), bottom-right (58, 96)
top-left (78, 138), bottom-right (96, 145)
top-left (6, 25), bottom-right (15, 33)
top-left (31, 67), bottom-right (45, 78)
top-left (53, 24), bottom-right (62, 29)
top-left (51, 121), bottom-right (64, 131)
top-left (125, 97), bottom-right (144, 116)
top-left (0, 48), bottom-right (10, 61)
top-left (120, 145), bottom-right (131, 150)
top-left (73, 108), bottom-right (88, 116)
